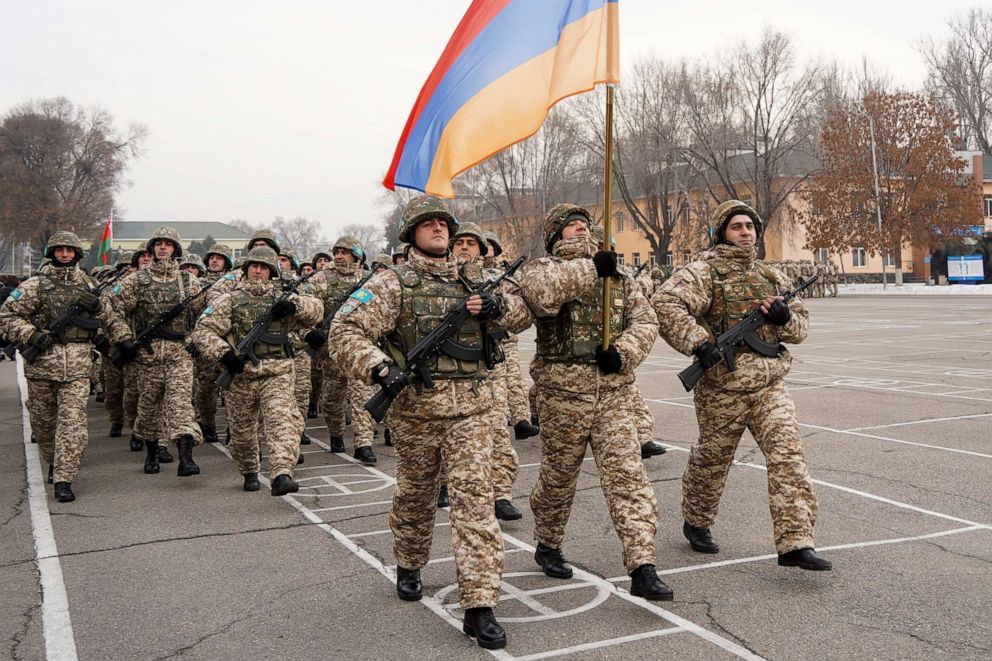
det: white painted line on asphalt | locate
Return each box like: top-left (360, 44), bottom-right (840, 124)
top-left (844, 412), bottom-right (992, 432)
top-left (605, 526), bottom-right (985, 580)
top-left (307, 500), bottom-right (394, 511)
top-left (16, 358), bottom-right (79, 661)
top-left (396, 548), bottom-right (525, 568)
top-left (513, 628), bottom-right (685, 661)
top-left (348, 521), bottom-right (451, 539)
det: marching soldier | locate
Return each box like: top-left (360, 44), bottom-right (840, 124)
top-left (652, 200), bottom-right (830, 571)
top-left (192, 247), bottom-right (322, 495)
top-left (102, 227), bottom-right (205, 476)
top-left (391, 243), bottom-right (408, 266)
top-left (193, 244), bottom-right (235, 443)
top-left (0, 231), bottom-right (102, 502)
top-left (180, 253), bottom-right (206, 279)
top-left (276, 248), bottom-right (317, 446)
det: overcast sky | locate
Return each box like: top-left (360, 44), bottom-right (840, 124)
top-left (1, 0), bottom-right (980, 242)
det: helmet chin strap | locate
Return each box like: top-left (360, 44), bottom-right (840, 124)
top-left (414, 244), bottom-right (447, 259)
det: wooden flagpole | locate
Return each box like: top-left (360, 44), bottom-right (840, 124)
top-left (601, 85), bottom-right (615, 349)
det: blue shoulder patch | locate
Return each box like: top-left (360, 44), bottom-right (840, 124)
top-left (201, 305), bottom-right (214, 317)
top-left (10, 288), bottom-right (22, 301)
top-left (112, 284), bottom-right (123, 295)
top-left (223, 273), bottom-right (236, 281)
top-left (350, 288), bottom-right (374, 304)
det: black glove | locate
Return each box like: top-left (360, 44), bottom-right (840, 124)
top-left (220, 349), bottom-right (245, 374)
top-left (29, 331), bottom-right (53, 353)
top-left (271, 298), bottom-right (297, 319)
top-left (93, 334), bottom-right (111, 353)
top-left (111, 339), bottom-right (138, 367)
top-left (186, 343), bottom-right (201, 358)
top-left (595, 344), bottom-right (622, 374)
top-left (372, 363), bottom-right (409, 396)
top-left (764, 299), bottom-right (791, 326)
top-left (693, 341), bottom-right (722, 369)
top-left (592, 250), bottom-right (618, 278)
top-left (305, 329), bottom-right (327, 351)
top-left (476, 292), bottom-right (503, 321)
top-left (77, 290), bottom-right (101, 313)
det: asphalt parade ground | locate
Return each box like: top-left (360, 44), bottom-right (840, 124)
top-left (2, 295), bottom-right (991, 660)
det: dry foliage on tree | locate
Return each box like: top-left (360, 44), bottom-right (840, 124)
top-left (0, 97), bottom-right (145, 251)
top-left (800, 92), bottom-right (980, 257)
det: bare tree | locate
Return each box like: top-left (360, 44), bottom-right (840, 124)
top-left (340, 222), bottom-right (385, 260)
top-left (273, 216), bottom-right (326, 258)
top-left (921, 8), bottom-right (992, 152)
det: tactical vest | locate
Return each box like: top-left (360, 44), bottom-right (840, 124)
top-left (319, 270), bottom-right (358, 314)
top-left (535, 276), bottom-right (627, 363)
top-left (385, 265), bottom-right (488, 380)
top-left (133, 269), bottom-right (193, 340)
top-left (32, 271), bottom-right (99, 343)
top-left (702, 257), bottom-right (779, 344)
top-left (228, 288), bottom-right (292, 360)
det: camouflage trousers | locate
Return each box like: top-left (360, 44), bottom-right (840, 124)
top-left (293, 353), bottom-right (311, 420)
top-left (504, 337), bottom-right (531, 425)
top-left (133, 344), bottom-right (203, 446)
top-left (528, 383), bottom-right (540, 422)
top-left (320, 359), bottom-right (348, 437)
top-left (348, 379), bottom-right (376, 449)
top-left (122, 363), bottom-right (138, 427)
top-left (103, 359), bottom-right (125, 424)
top-left (309, 355), bottom-right (323, 412)
top-left (632, 384), bottom-right (654, 445)
top-left (27, 377), bottom-right (90, 483)
top-left (390, 413), bottom-right (504, 609)
top-left (226, 368), bottom-right (301, 479)
top-left (531, 383), bottom-right (659, 573)
top-left (193, 355), bottom-right (222, 428)
top-left (688, 377), bottom-right (818, 554)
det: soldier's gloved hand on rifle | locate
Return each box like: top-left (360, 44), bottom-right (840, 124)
top-left (759, 297), bottom-right (790, 326)
top-left (592, 250), bottom-right (618, 278)
top-left (112, 339), bottom-right (138, 366)
top-left (77, 290), bottom-right (101, 313)
top-left (372, 362), bottom-right (409, 397)
top-left (186, 343), bottom-right (200, 358)
top-left (29, 331), bottom-right (53, 353)
top-left (693, 341), bottom-right (722, 369)
top-left (468, 291), bottom-right (503, 321)
top-left (93, 334), bottom-right (111, 353)
top-left (221, 349), bottom-right (245, 374)
top-left (271, 298), bottom-right (297, 319)
top-left (595, 344), bottom-right (622, 374)
top-left (305, 329), bottom-right (327, 351)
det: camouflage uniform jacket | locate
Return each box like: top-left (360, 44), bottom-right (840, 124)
top-left (191, 279), bottom-right (322, 379)
top-left (519, 237), bottom-right (658, 395)
top-left (326, 249), bottom-right (531, 420)
top-left (309, 261), bottom-right (362, 318)
top-left (102, 258), bottom-right (205, 362)
top-left (206, 269), bottom-right (242, 305)
top-left (651, 244), bottom-right (809, 391)
top-left (0, 264), bottom-right (97, 381)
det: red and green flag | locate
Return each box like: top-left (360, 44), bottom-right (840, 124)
top-left (96, 211), bottom-right (113, 265)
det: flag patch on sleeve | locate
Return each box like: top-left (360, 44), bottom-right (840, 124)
top-left (10, 288), bottom-right (22, 301)
top-left (350, 288), bottom-right (374, 304)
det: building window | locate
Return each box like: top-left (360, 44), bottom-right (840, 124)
top-left (664, 252), bottom-right (673, 266)
top-left (883, 252), bottom-right (896, 267)
top-left (632, 252), bottom-right (641, 267)
top-left (617, 253), bottom-right (625, 266)
top-left (985, 196), bottom-right (992, 217)
top-left (616, 212), bottom-right (624, 233)
top-left (815, 248), bottom-right (828, 264)
top-left (852, 247), bottom-right (866, 268)
top-left (649, 252), bottom-right (656, 265)
top-left (683, 251), bottom-right (691, 264)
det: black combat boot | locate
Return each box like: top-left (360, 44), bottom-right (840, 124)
top-left (109, 422), bottom-right (123, 438)
top-left (354, 446), bottom-right (377, 465)
top-left (436, 484), bottom-right (449, 509)
top-left (200, 423), bottom-right (218, 444)
top-left (176, 435), bottom-right (200, 477)
top-left (513, 419), bottom-right (540, 440)
top-left (130, 434), bottom-right (144, 452)
top-left (225, 427), bottom-right (231, 445)
top-left (95, 391), bottom-right (105, 403)
top-left (395, 567), bottom-right (422, 601)
top-left (144, 441), bottom-right (160, 474)
top-left (297, 453), bottom-right (304, 465)
top-left (778, 548), bottom-right (832, 571)
top-left (242, 473), bottom-right (261, 492)
top-left (640, 440), bottom-right (667, 459)
top-left (300, 431), bottom-right (312, 445)
top-left (629, 564), bottom-right (673, 601)
top-left (157, 443), bottom-right (174, 464)
top-left (494, 499), bottom-right (522, 521)
top-left (329, 435), bottom-right (345, 453)
top-left (534, 543), bottom-right (573, 579)
top-left (463, 607), bottom-right (506, 650)
top-left (384, 428), bottom-right (393, 446)
top-left (54, 482), bottom-right (75, 503)
top-left (270, 474), bottom-right (299, 496)
top-left (307, 404), bottom-right (318, 419)
top-left (47, 464), bottom-right (54, 484)
top-left (683, 521), bottom-right (719, 554)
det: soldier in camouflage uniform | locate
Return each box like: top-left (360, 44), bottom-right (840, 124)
top-left (103, 227), bottom-right (205, 477)
top-left (102, 251), bottom-right (138, 439)
top-left (307, 236), bottom-right (377, 463)
top-left (652, 200), bottom-right (830, 571)
top-left (0, 232), bottom-right (102, 502)
top-left (276, 248), bottom-right (316, 446)
top-left (514, 205), bottom-right (672, 602)
top-left (391, 243), bottom-right (408, 266)
top-left (192, 244), bottom-right (235, 443)
top-left (327, 196), bottom-right (532, 650)
top-left (192, 247), bottom-right (322, 495)
top-left (828, 262), bottom-right (839, 297)
top-left (180, 253), bottom-right (206, 279)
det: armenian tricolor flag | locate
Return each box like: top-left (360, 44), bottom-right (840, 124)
top-left (95, 211), bottom-right (113, 265)
top-left (384, 0), bottom-right (619, 198)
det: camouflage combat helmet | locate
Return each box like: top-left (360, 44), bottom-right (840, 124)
top-left (710, 200), bottom-right (763, 246)
top-left (116, 250), bottom-right (134, 269)
top-left (449, 222), bottom-right (488, 257)
top-left (312, 248), bottom-right (332, 267)
top-left (371, 253), bottom-right (392, 270)
top-left (398, 195), bottom-right (458, 243)
top-left (391, 243), bottom-right (409, 264)
top-left (130, 248), bottom-right (149, 268)
top-left (484, 231), bottom-right (503, 257)
top-left (279, 245), bottom-right (300, 270)
top-left (544, 203), bottom-right (592, 252)
top-left (180, 253), bottom-right (206, 274)
top-left (242, 246), bottom-right (280, 277)
top-left (332, 235), bottom-right (366, 263)
top-left (205, 243), bottom-right (234, 270)
top-left (246, 229), bottom-right (281, 254)
top-left (44, 230), bottom-right (85, 259)
top-left (233, 256), bottom-right (246, 271)
top-left (146, 226), bottom-right (184, 258)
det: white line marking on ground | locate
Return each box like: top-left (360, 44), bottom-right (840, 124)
top-left (844, 412), bottom-right (992, 432)
top-left (308, 500), bottom-right (394, 512)
top-left (514, 628), bottom-right (685, 661)
top-left (16, 358), bottom-right (79, 661)
top-left (348, 522), bottom-right (451, 539)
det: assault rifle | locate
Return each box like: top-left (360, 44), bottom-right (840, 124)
top-left (303, 270), bottom-right (376, 357)
top-left (364, 256), bottom-right (525, 422)
top-left (215, 270), bottom-right (317, 388)
top-left (20, 269), bottom-right (125, 364)
top-left (677, 276), bottom-right (817, 392)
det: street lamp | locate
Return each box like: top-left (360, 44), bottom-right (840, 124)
top-left (861, 108), bottom-right (887, 290)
